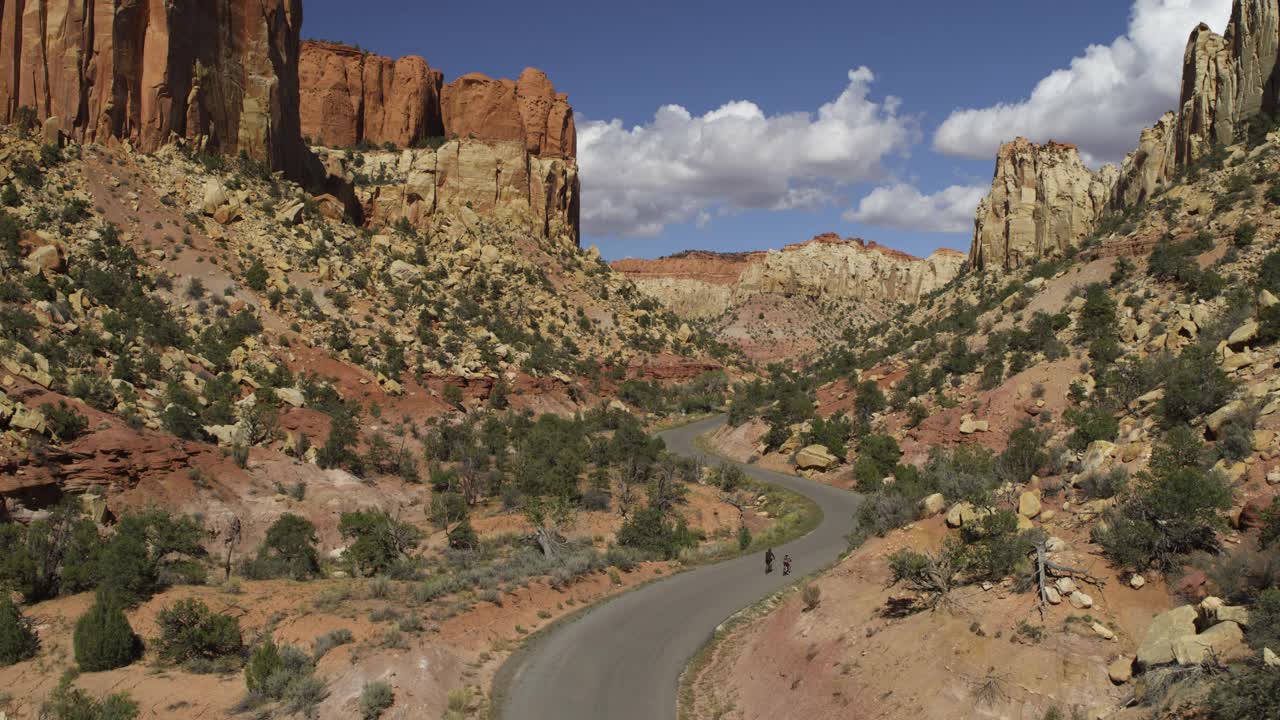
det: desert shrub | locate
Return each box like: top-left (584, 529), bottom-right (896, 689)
top-left (805, 414), bottom-right (852, 458)
top-left (94, 509), bottom-right (206, 602)
top-left (243, 640), bottom-right (327, 713)
top-left (959, 511), bottom-right (1040, 582)
top-left (446, 516), bottom-right (478, 551)
top-left (714, 462), bottom-right (745, 491)
top-left (74, 592), bottom-right (141, 671)
top-left (0, 596), bottom-right (38, 665)
top-left (1262, 497), bottom-right (1280, 549)
top-left (1215, 405), bottom-right (1258, 462)
top-left (997, 422), bottom-right (1048, 484)
top-left (1208, 664), bottom-right (1280, 720)
top-left (1249, 588), bottom-right (1280, 652)
top-left (605, 545), bottom-right (644, 572)
top-left (1077, 467), bottom-right (1129, 500)
top-left (246, 513), bottom-right (321, 580)
top-left (617, 506), bottom-right (698, 559)
top-left (802, 584), bottom-right (821, 610)
top-left (979, 355), bottom-right (1004, 390)
top-left (887, 545), bottom-right (957, 608)
top-left (1093, 432), bottom-right (1232, 571)
top-left (337, 510), bottom-right (423, 576)
top-left (360, 681), bottom-right (394, 720)
top-left (40, 673), bottom-right (139, 720)
top-left (737, 524), bottom-right (752, 550)
top-left (41, 401), bottom-right (89, 441)
top-left (1076, 284), bottom-right (1117, 343)
top-left (1160, 344), bottom-right (1236, 426)
top-left (852, 379), bottom-right (887, 426)
top-left (154, 598), bottom-right (243, 665)
top-left (0, 501), bottom-right (101, 602)
top-left (1198, 545), bottom-right (1280, 604)
top-left (921, 444), bottom-right (998, 509)
top-left (312, 629), bottom-right (353, 660)
top-left (851, 492), bottom-right (918, 543)
top-left (1064, 404), bottom-right (1118, 452)
top-left (853, 434), bottom-right (902, 492)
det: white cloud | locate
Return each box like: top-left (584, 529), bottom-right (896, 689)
top-left (578, 68), bottom-right (917, 237)
top-left (933, 0), bottom-right (1232, 165)
top-left (844, 183), bottom-right (987, 233)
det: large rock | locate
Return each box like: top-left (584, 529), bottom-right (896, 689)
top-left (921, 493), bottom-right (947, 516)
top-left (795, 444), bottom-right (839, 471)
top-left (1018, 490), bottom-right (1042, 518)
top-left (1173, 621), bottom-right (1248, 666)
top-left (0, 0), bottom-right (313, 180)
top-left (970, 138), bottom-right (1117, 271)
top-left (439, 68), bottom-right (576, 157)
top-left (1137, 605), bottom-right (1199, 668)
top-left (299, 41), bottom-right (445, 148)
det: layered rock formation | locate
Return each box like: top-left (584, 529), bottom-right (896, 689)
top-left (0, 0), bottom-right (313, 180)
top-left (971, 139), bottom-right (1117, 271)
top-left (299, 42), bottom-right (576, 157)
top-left (299, 41), bottom-right (444, 148)
top-left (316, 141), bottom-right (580, 244)
top-left (615, 235), bottom-right (966, 320)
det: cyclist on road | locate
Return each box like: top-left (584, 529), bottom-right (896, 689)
top-left (765, 547), bottom-right (775, 574)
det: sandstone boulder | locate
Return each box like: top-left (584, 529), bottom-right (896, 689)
top-left (1173, 621), bottom-right (1248, 666)
top-left (1018, 490), bottom-right (1042, 518)
top-left (795, 444), bottom-right (839, 471)
top-left (921, 493), bottom-right (947, 516)
top-left (1108, 656), bottom-right (1133, 684)
top-left (1137, 605), bottom-right (1198, 668)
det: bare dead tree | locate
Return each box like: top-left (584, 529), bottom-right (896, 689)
top-left (222, 515), bottom-right (242, 581)
top-left (525, 495), bottom-right (577, 558)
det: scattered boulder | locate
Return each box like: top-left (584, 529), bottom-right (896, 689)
top-left (1129, 574), bottom-right (1146, 590)
top-left (1055, 577), bottom-right (1078, 595)
top-left (795, 444), bottom-right (838, 471)
top-left (1206, 400), bottom-right (1245, 435)
top-left (1265, 647), bottom-right (1280, 668)
top-left (1069, 591), bottom-right (1094, 609)
top-left (1081, 441), bottom-right (1117, 473)
top-left (1108, 656), bottom-right (1133, 684)
top-left (1227, 320), bottom-right (1258, 348)
top-left (1092, 622), bottom-right (1116, 641)
top-left (1018, 490), bottom-right (1042, 518)
top-left (1173, 621), bottom-right (1247, 666)
top-left (1137, 605), bottom-right (1198, 668)
top-left (276, 388), bottom-right (306, 408)
top-left (1045, 587), bottom-right (1062, 605)
top-left (921, 493), bottom-right (946, 516)
top-left (958, 415), bottom-right (989, 434)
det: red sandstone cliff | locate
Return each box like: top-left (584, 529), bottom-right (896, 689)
top-left (0, 0), bottom-right (313, 180)
top-left (299, 41), bottom-right (575, 157)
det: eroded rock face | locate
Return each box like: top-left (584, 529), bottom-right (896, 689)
top-left (299, 41), bottom-right (444, 148)
top-left (299, 42), bottom-right (576, 158)
top-left (615, 235), bottom-right (965, 319)
top-left (441, 70), bottom-right (576, 157)
top-left (970, 139), bottom-right (1116, 271)
top-left (316, 140), bottom-right (580, 243)
top-left (0, 0), bottom-right (312, 179)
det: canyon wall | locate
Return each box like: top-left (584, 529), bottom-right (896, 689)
top-left (0, 0), bottom-right (313, 180)
top-left (970, 139), bottom-right (1117, 271)
top-left (299, 41), bottom-right (576, 158)
top-left (614, 235), bottom-right (965, 319)
top-left (972, 0), bottom-right (1280, 271)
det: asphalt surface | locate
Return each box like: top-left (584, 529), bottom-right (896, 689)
top-left (496, 414), bottom-right (862, 720)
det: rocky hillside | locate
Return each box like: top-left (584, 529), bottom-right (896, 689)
top-left (693, 1), bottom-right (1280, 717)
top-left (971, 0), bottom-right (1280, 272)
top-left (614, 234), bottom-right (965, 362)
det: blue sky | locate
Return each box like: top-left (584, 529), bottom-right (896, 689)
top-left (304, 0), bottom-right (1233, 260)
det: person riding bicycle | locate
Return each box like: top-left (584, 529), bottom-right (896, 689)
top-left (765, 547), bottom-right (775, 574)
top-left (783, 554), bottom-right (792, 576)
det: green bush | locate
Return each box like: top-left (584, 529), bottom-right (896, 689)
top-left (997, 422), bottom-right (1048, 484)
top-left (1248, 588), bottom-right (1280, 652)
top-left (0, 595), bottom-right (38, 665)
top-left (338, 510), bottom-right (423, 576)
top-left (1208, 664), bottom-right (1280, 720)
top-left (1064, 404), bottom-right (1118, 452)
top-left (74, 592), bottom-right (141, 671)
top-left (1262, 497), bottom-right (1280, 549)
top-left (616, 505), bottom-right (698, 559)
top-left (1161, 344), bottom-right (1236, 426)
top-left (154, 598), bottom-right (243, 665)
top-left (42, 401), bottom-right (89, 441)
top-left (446, 516), bottom-right (478, 550)
top-left (958, 511), bottom-right (1040, 582)
top-left (40, 673), bottom-right (139, 720)
top-left (1077, 284), bottom-right (1117, 343)
top-left (737, 524), bottom-right (752, 550)
top-left (247, 514), bottom-right (321, 580)
top-left (853, 434), bottom-right (902, 492)
top-left (360, 681), bottom-right (394, 719)
top-left (1093, 432), bottom-right (1232, 571)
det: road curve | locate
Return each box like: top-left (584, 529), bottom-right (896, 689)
top-left (496, 415), bottom-right (862, 720)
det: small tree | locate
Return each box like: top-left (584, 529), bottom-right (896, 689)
top-left (41, 673), bottom-right (139, 720)
top-left (337, 510), bottom-right (423, 576)
top-left (74, 592), bottom-right (141, 671)
top-left (244, 638), bottom-right (283, 695)
top-left (0, 595), bottom-right (38, 665)
top-left (360, 681), bottom-right (394, 720)
top-left (154, 598), bottom-right (243, 665)
top-left (249, 514), bottom-right (321, 580)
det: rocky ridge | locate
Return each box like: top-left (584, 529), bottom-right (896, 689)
top-left (971, 0), bottom-right (1280, 271)
top-left (299, 41), bottom-right (576, 158)
top-left (614, 234), bottom-right (964, 359)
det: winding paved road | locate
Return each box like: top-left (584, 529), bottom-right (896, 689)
top-left (496, 415), bottom-right (862, 720)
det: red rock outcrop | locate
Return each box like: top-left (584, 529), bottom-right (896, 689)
top-left (299, 42), bottom-right (576, 158)
top-left (299, 41), bottom-right (444, 148)
top-left (0, 0), bottom-right (313, 180)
